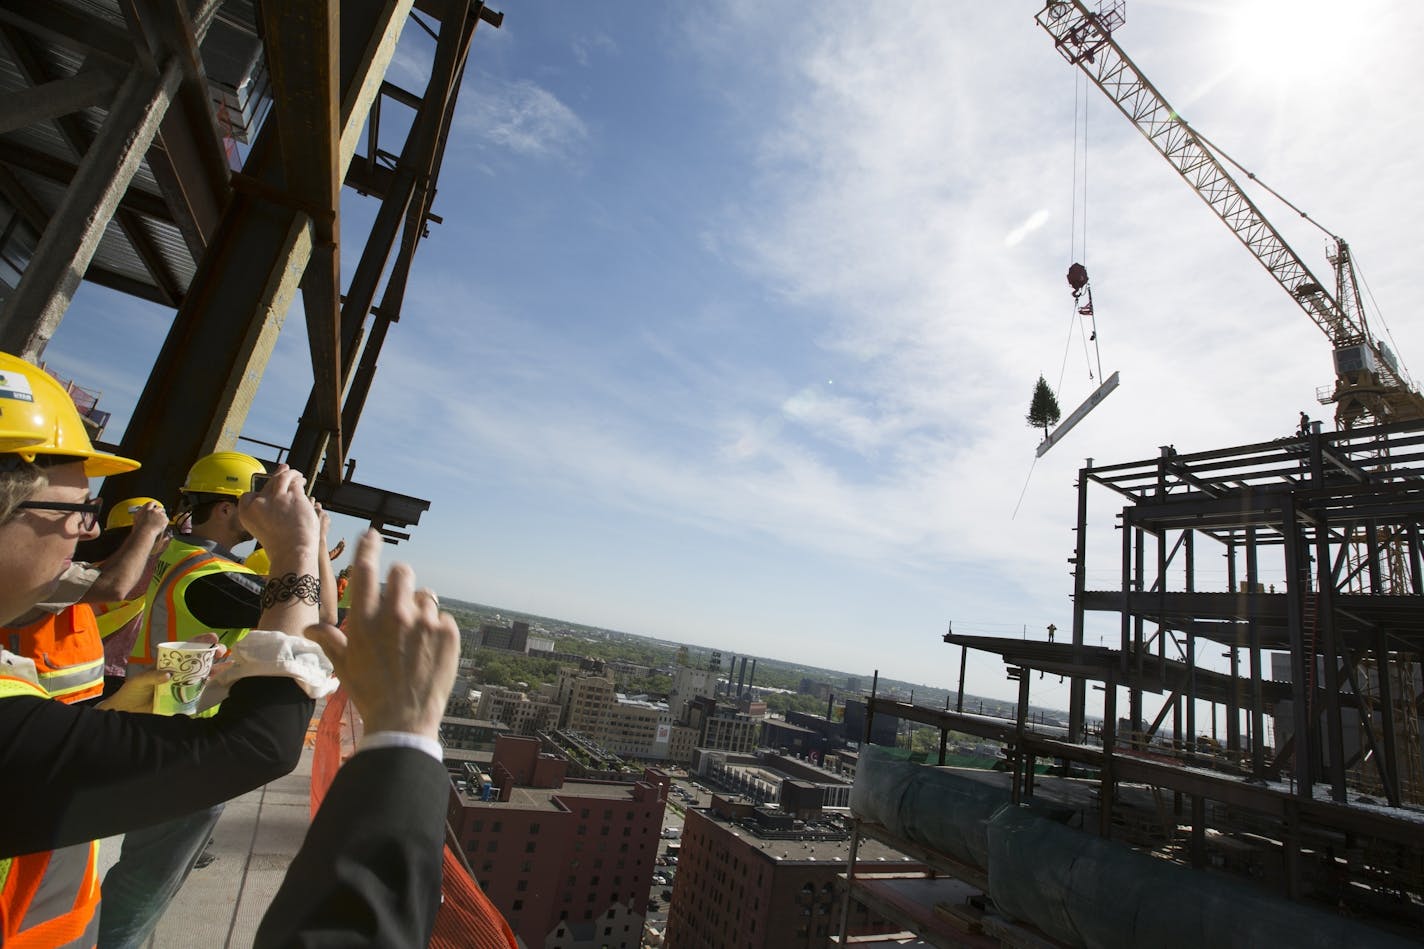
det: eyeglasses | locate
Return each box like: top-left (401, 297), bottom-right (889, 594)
top-left (16, 498), bottom-right (104, 532)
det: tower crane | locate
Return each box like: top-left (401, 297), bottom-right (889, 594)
top-left (1035, 0), bottom-right (1424, 428)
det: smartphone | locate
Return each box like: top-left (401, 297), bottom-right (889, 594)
top-left (250, 472), bottom-right (272, 494)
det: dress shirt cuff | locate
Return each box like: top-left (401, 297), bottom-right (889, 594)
top-left (357, 730), bottom-right (443, 762)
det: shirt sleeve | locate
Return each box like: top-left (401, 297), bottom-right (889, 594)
top-left (357, 731), bottom-right (443, 762)
top-left (184, 569), bottom-right (264, 630)
top-left (0, 676), bottom-right (314, 858)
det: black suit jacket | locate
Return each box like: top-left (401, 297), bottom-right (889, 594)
top-left (254, 746), bottom-right (449, 948)
top-left (0, 677), bottom-right (313, 857)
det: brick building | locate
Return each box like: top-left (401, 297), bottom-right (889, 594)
top-left (447, 736), bottom-right (671, 949)
top-left (664, 795), bottom-right (918, 948)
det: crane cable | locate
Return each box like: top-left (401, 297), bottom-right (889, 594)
top-left (1059, 71), bottom-right (1098, 397)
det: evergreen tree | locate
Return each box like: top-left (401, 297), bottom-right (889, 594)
top-left (1026, 375), bottom-right (1062, 435)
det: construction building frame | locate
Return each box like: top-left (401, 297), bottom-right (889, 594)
top-left (856, 419), bottom-right (1424, 935)
top-left (0, 0), bottom-right (501, 539)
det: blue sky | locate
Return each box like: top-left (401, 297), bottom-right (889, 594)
top-left (44, 1), bottom-right (1424, 711)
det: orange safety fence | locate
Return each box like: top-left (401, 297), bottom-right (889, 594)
top-left (310, 687), bottom-right (517, 949)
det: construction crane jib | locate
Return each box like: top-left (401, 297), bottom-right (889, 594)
top-left (1035, 0), bottom-right (1424, 427)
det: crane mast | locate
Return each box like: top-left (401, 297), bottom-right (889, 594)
top-left (1035, 0), bottom-right (1424, 427)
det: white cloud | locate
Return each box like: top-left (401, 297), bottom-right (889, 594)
top-left (457, 77), bottom-right (588, 159)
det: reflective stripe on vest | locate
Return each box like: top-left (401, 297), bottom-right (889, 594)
top-left (0, 675), bottom-right (102, 948)
top-left (135, 540), bottom-right (253, 664)
top-left (93, 597), bottom-right (144, 639)
top-left (3, 606), bottom-right (104, 704)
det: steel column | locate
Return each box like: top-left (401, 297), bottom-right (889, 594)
top-left (1281, 496), bottom-right (1315, 796)
top-left (1069, 462), bottom-right (1090, 741)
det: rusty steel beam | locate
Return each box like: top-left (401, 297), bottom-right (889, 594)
top-left (0, 24), bottom-right (184, 311)
top-left (0, 164), bottom-right (172, 307)
top-left (288, 0), bottom-right (478, 477)
top-left (0, 139), bottom-right (175, 223)
top-left (0, 57), bottom-right (183, 356)
top-left (260, 0), bottom-right (344, 481)
top-left (0, 66), bottom-right (118, 134)
top-left (114, 0), bottom-right (414, 506)
top-left (120, 0), bottom-right (234, 258)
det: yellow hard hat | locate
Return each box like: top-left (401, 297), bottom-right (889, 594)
top-left (106, 496), bottom-right (162, 531)
top-left (0, 352), bottom-right (139, 477)
top-left (181, 451), bottom-right (265, 498)
top-left (244, 547), bottom-right (270, 575)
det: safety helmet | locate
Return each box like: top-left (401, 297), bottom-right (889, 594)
top-left (0, 352), bottom-right (140, 476)
top-left (180, 451), bottom-right (265, 498)
top-left (244, 547), bottom-right (271, 576)
top-left (105, 497), bottom-right (163, 532)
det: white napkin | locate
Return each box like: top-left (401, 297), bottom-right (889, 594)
top-left (0, 648), bottom-right (40, 687)
top-left (202, 629), bottom-right (338, 705)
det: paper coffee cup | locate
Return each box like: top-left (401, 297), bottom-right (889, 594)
top-left (153, 641), bottom-right (219, 715)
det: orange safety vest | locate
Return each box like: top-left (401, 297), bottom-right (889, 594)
top-left (3, 606), bottom-right (104, 704)
top-left (0, 675), bottom-right (102, 948)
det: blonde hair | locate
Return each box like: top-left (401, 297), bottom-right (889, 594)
top-left (0, 461), bottom-right (47, 523)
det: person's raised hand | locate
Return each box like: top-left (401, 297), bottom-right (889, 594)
top-left (129, 501), bottom-right (169, 539)
top-left (238, 465), bottom-right (318, 561)
top-left (302, 530), bottom-right (458, 739)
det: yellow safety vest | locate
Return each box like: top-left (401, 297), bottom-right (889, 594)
top-left (133, 538), bottom-right (255, 665)
top-left (0, 675), bottom-right (102, 948)
top-left (93, 597), bottom-right (145, 639)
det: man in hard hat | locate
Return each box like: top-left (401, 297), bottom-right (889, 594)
top-left (1, 495), bottom-right (171, 705)
top-left (99, 450), bottom-right (277, 948)
top-left (0, 352), bottom-right (323, 945)
top-left (128, 450), bottom-right (270, 669)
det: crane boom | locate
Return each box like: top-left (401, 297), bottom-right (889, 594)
top-left (1035, 0), bottom-right (1424, 426)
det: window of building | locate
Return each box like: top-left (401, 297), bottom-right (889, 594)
top-left (584, 911), bottom-right (593, 920)
top-left (512, 899), bottom-right (523, 911)
top-left (521, 861), bottom-right (532, 873)
top-left (529, 822), bottom-right (540, 834)
top-left (525, 841), bottom-right (536, 853)
top-left (486, 840), bottom-right (498, 852)
top-left (517, 880), bottom-right (528, 892)
top-left (492, 821), bottom-right (502, 832)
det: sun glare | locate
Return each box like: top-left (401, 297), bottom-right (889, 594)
top-left (1227, 0), bottom-right (1364, 87)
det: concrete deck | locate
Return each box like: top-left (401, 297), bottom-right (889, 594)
top-left (98, 732), bottom-right (317, 948)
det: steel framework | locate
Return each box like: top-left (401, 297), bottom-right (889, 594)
top-left (0, 0), bottom-right (500, 538)
top-left (867, 420), bottom-right (1424, 929)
